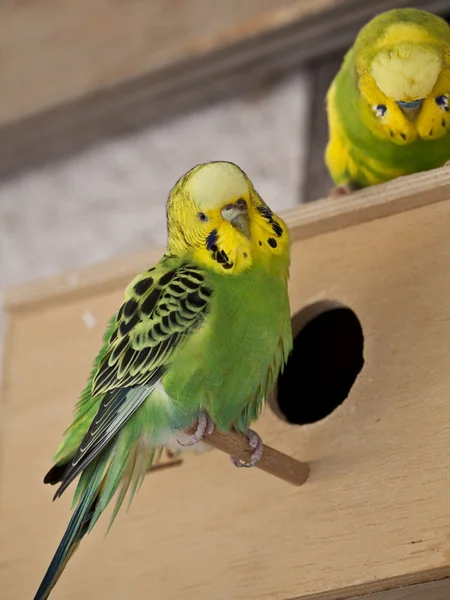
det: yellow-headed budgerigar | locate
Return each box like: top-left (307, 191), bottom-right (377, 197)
top-left (325, 8), bottom-right (450, 196)
top-left (33, 161), bottom-right (292, 599)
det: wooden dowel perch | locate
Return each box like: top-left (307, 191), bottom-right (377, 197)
top-left (192, 427), bottom-right (310, 486)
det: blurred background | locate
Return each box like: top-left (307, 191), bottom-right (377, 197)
top-left (1, 0), bottom-right (449, 349)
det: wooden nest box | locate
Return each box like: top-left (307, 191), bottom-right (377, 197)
top-left (2, 167), bottom-right (450, 600)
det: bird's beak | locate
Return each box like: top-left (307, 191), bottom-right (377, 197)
top-left (221, 199), bottom-right (250, 237)
top-left (397, 99), bottom-right (424, 122)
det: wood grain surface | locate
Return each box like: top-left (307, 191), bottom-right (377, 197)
top-left (2, 167), bottom-right (450, 598)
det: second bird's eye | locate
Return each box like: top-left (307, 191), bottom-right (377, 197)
top-left (198, 212), bottom-right (209, 222)
top-left (373, 104), bottom-right (387, 118)
top-left (436, 95), bottom-right (449, 110)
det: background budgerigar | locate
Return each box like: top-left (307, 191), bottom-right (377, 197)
top-left (33, 161), bottom-right (292, 600)
top-left (325, 8), bottom-right (450, 195)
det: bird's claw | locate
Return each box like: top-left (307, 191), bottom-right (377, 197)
top-left (178, 411), bottom-right (215, 447)
top-left (329, 182), bottom-right (360, 198)
top-left (230, 429), bottom-right (264, 468)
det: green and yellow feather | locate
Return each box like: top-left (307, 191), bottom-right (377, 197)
top-left (325, 8), bottom-right (450, 191)
top-left (33, 161), bottom-right (292, 600)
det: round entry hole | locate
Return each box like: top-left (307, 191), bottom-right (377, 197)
top-left (274, 302), bottom-right (364, 425)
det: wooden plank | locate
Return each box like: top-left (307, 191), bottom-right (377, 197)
top-left (349, 579), bottom-right (450, 600)
top-left (5, 165), bottom-right (450, 312)
top-left (3, 186), bottom-right (450, 598)
top-left (1, 0), bottom-right (450, 181)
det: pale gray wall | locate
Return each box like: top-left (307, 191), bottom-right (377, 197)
top-left (0, 73), bottom-right (310, 349)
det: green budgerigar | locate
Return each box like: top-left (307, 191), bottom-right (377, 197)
top-left (325, 8), bottom-right (450, 195)
top-left (33, 161), bottom-right (292, 599)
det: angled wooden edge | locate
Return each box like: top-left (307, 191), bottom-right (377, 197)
top-left (286, 165), bottom-right (450, 243)
top-left (1, 0), bottom-right (449, 181)
top-left (3, 166), bottom-right (450, 313)
top-left (295, 572), bottom-right (450, 600)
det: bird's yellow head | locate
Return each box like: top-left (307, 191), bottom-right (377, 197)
top-left (371, 42), bottom-right (441, 116)
top-left (354, 9), bottom-right (450, 141)
top-left (166, 161), bottom-right (289, 276)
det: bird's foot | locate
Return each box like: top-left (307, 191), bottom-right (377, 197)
top-left (178, 411), bottom-right (215, 447)
top-left (230, 429), bottom-right (264, 468)
top-left (329, 182), bottom-right (360, 198)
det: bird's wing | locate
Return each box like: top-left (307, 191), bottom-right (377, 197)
top-left (54, 258), bottom-right (212, 498)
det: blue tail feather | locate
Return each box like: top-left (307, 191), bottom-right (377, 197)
top-left (33, 477), bottom-right (101, 600)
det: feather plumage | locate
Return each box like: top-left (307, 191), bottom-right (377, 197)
top-left (325, 8), bottom-right (450, 190)
top-left (34, 161), bottom-right (292, 600)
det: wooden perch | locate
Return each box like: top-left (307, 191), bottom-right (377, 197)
top-left (187, 426), bottom-right (310, 486)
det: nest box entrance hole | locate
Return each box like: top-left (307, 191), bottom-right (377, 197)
top-left (273, 301), bottom-right (364, 425)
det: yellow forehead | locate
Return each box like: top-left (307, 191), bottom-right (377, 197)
top-left (371, 43), bottom-right (441, 101)
top-left (187, 162), bottom-right (250, 210)
top-left (369, 22), bottom-right (442, 101)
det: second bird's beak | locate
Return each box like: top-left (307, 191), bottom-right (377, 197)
top-left (221, 199), bottom-right (250, 237)
top-left (397, 99), bottom-right (424, 122)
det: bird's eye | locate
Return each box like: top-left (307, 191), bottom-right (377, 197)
top-left (436, 95), bottom-right (449, 111)
top-left (198, 212), bottom-right (209, 222)
top-left (373, 104), bottom-right (387, 118)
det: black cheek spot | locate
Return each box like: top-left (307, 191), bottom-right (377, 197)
top-left (267, 238), bottom-right (278, 248)
top-left (258, 241), bottom-right (262, 246)
top-left (124, 298), bottom-right (138, 318)
top-left (272, 222), bottom-right (283, 237)
top-left (243, 252), bottom-right (248, 258)
top-left (134, 277), bottom-right (154, 296)
top-left (206, 229), bottom-right (218, 251)
top-left (442, 118), bottom-right (447, 128)
top-left (389, 129), bottom-right (394, 138)
top-left (400, 133), bottom-right (406, 141)
top-left (159, 269), bottom-right (176, 286)
top-left (141, 288), bottom-right (162, 316)
top-left (222, 262), bottom-right (233, 270)
top-left (257, 205), bottom-right (274, 219)
top-left (216, 252), bottom-right (227, 264)
top-left (429, 129), bottom-right (433, 136)
top-left (120, 312), bottom-right (140, 335)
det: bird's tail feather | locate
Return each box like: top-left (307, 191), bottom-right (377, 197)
top-left (34, 432), bottom-right (158, 600)
top-left (33, 462), bottom-right (106, 600)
